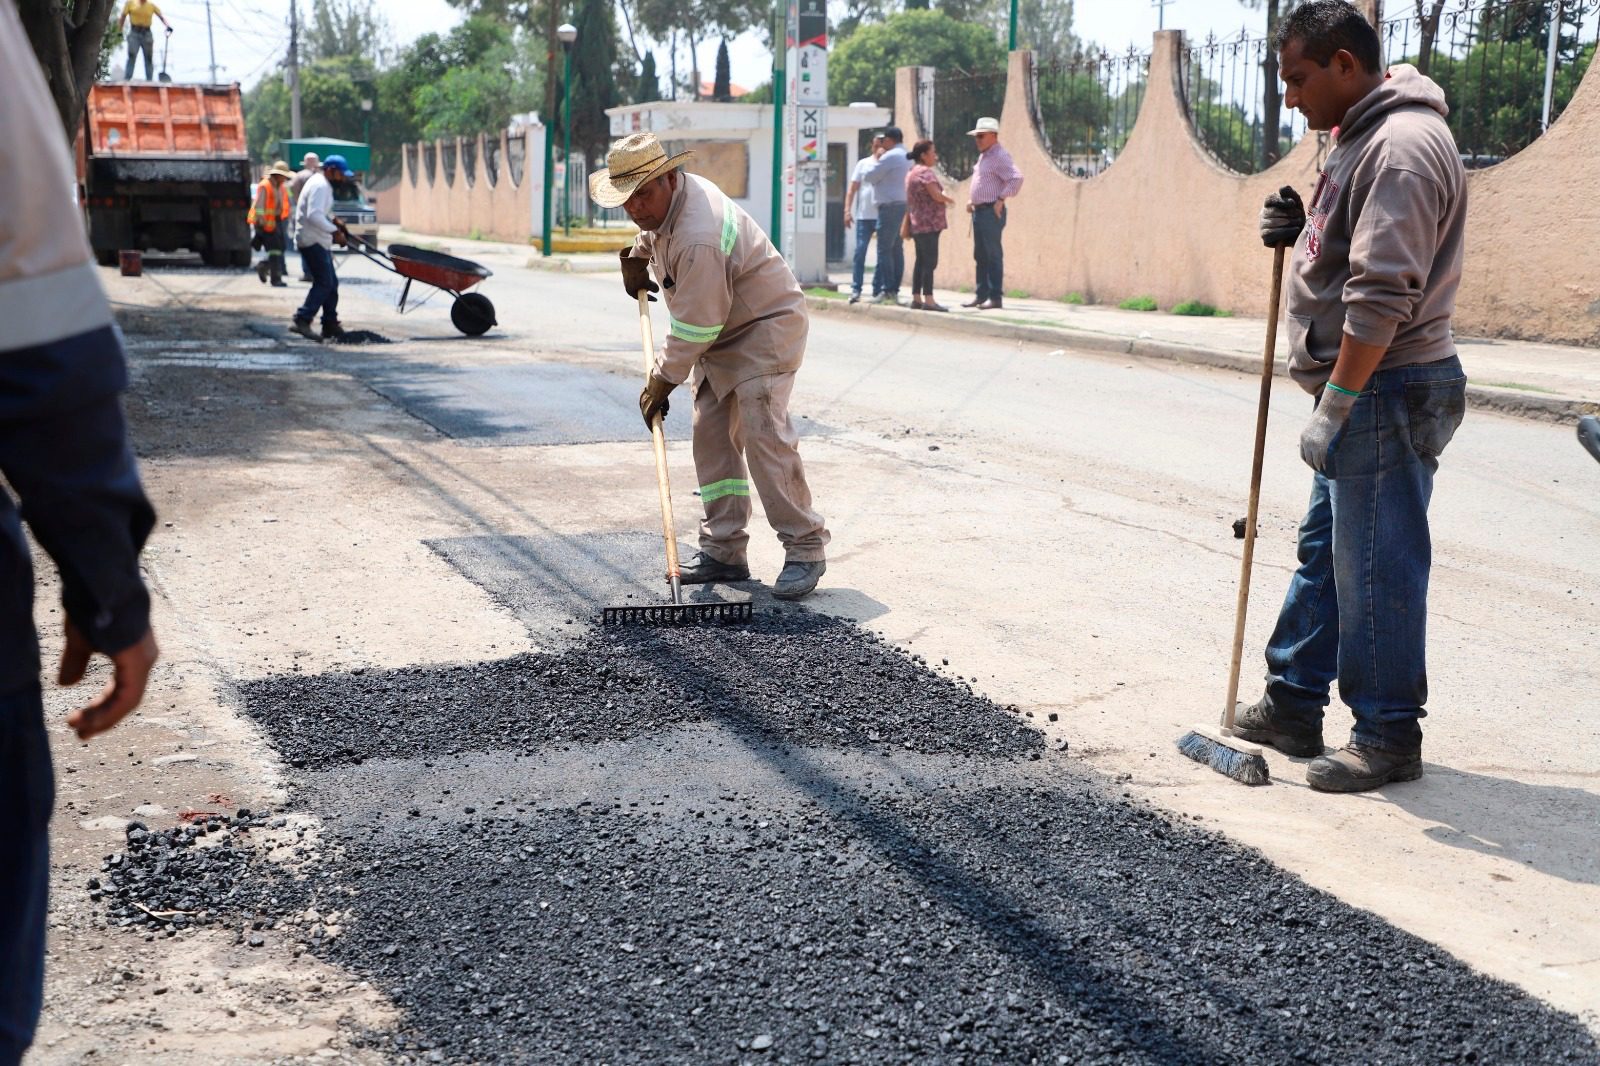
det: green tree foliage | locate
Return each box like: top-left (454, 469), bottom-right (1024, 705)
top-left (630, 0), bottom-right (768, 97)
top-left (713, 38), bottom-right (732, 100)
top-left (410, 24), bottom-right (543, 140)
top-left (305, 0), bottom-right (391, 64)
top-left (636, 51), bottom-right (661, 101)
top-left (829, 10), bottom-right (1006, 107)
top-left (1013, 0), bottom-right (1078, 62)
top-left (18, 0), bottom-right (121, 138)
top-left (568, 0), bottom-right (621, 164)
top-left (1418, 38), bottom-right (1596, 162)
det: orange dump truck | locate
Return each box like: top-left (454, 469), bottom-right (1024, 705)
top-left (78, 82), bottom-right (253, 267)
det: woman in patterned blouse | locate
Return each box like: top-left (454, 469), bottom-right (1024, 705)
top-left (905, 140), bottom-right (956, 312)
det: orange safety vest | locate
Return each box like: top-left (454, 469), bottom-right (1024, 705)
top-left (247, 179), bottom-right (290, 231)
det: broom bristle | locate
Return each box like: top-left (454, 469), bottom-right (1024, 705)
top-left (1177, 727), bottom-right (1271, 786)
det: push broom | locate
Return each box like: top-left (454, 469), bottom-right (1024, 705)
top-left (1176, 244), bottom-right (1288, 786)
top-left (602, 292), bottom-right (754, 626)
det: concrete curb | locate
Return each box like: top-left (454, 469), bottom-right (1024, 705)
top-left (805, 297), bottom-right (1598, 425)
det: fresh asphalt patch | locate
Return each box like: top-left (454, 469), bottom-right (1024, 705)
top-left (161, 611), bottom-right (1597, 1065)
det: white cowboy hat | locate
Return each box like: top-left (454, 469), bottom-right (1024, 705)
top-left (588, 133), bottom-right (694, 209)
top-left (966, 116), bottom-right (1001, 136)
top-left (301, 152), bottom-right (321, 168)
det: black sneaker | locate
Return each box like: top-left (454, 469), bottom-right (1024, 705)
top-left (1230, 695), bottom-right (1324, 757)
top-left (773, 559), bottom-right (826, 600)
top-left (288, 318), bottom-right (320, 341)
top-left (677, 552), bottom-right (751, 585)
top-left (1306, 743), bottom-right (1423, 793)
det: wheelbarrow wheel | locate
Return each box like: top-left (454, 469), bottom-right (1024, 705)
top-left (451, 293), bottom-right (496, 336)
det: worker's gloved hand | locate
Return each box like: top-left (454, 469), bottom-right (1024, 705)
top-left (1299, 385), bottom-right (1358, 473)
top-left (639, 372), bottom-right (675, 429)
top-left (1260, 185), bottom-right (1306, 248)
top-left (620, 250), bottom-right (658, 302)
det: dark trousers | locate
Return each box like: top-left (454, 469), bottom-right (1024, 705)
top-left (124, 26), bottom-right (154, 80)
top-left (972, 204), bottom-right (1006, 303)
top-left (0, 684), bottom-right (52, 1066)
top-left (911, 231), bottom-right (941, 295)
top-left (874, 203), bottom-right (907, 296)
top-left (295, 242), bottom-right (339, 326)
top-left (257, 227), bottom-right (285, 284)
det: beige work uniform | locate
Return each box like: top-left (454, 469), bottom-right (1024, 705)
top-left (632, 173), bottom-right (829, 564)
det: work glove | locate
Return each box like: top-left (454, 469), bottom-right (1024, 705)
top-left (639, 372), bottom-right (675, 429)
top-left (1299, 386), bottom-right (1358, 473)
top-left (620, 250), bottom-right (658, 302)
top-left (1260, 185), bottom-right (1306, 248)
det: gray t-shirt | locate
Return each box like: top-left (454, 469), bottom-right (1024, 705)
top-left (859, 145), bottom-right (909, 205)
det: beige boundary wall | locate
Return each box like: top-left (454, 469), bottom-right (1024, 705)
top-left (896, 32), bottom-right (1600, 347)
top-left (399, 130), bottom-right (532, 245)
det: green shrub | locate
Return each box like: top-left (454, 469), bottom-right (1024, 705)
top-left (1060, 291), bottom-right (1087, 305)
top-left (1005, 288), bottom-right (1030, 299)
top-left (1171, 300), bottom-right (1223, 316)
top-left (1118, 295), bottom-right (1158, 312)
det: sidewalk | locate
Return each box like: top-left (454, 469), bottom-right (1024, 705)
top-left (814, 269), bottom-right (1598, 423)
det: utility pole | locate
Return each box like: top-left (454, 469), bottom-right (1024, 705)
top-left (541, 0), bottom-right (559, 256)
top-left (205, 0), bottom-right (219, 81)
top-left (288, 0), bottom-right (302, 138)
top-left (770, 0), bottom-right (784, 239)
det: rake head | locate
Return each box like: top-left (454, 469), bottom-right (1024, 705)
top-left (601, 601), bottom-right (754, 626)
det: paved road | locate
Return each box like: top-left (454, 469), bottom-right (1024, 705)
top-left (32, 255), bottom-right (1600, 1063)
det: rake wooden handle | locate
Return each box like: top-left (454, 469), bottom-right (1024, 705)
top-left (1223, 245), bottom-right (1287, 732)
top-left (639, 292), bottom-right (682, 602)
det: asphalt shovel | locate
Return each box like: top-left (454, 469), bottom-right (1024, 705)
top-left (602, 292), bottom-right (753, 626)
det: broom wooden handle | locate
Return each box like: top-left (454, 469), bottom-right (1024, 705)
top-left (1223, 245), bottom-right (1287, 731)
top-left (639, 292), bottom-right (682, 599)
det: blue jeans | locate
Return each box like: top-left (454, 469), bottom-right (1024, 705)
top-left (972, 204), bottom-right (1006, 302)
top-left (295, 243), bottom-right (339, 326)
top-left (124, 26), bottom-right (154, 80)
top-left (850, 219), bottom-right (881, 297)
top-left (874, 203), bottom-right (906, 297)
top-left (1263, 356), bottom-right (1467, 753)
top-left (0, 684), bottom-right (52, 1066)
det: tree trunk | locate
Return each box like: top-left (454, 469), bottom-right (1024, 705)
top-left (688, 24), bottom-right (701, 101)
top-left (669, 28), bottom-right (678, 100)
top-left (19, 0), bottom-right (122, 141)
top-left (1261, 0), bottom-right (1282, 168)
top-left (1415, 1), bottom-right (1445, 77)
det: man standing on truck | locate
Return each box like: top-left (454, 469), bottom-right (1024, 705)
top-left (291, 155), bottom-right (348, 341)
top-left (118, 0), bottom-right (172, 81)
top-left (249, 160), bottom-right (293, 287)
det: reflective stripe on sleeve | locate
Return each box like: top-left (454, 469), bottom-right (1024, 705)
top-left (669, 316), bottom-right (723, 344)
top-left (720, 200), bottom-right (737, 255)
top-left (699, 478), bottom-right (750, 502)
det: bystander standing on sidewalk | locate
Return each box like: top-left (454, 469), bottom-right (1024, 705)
top-left (118, 0), bottom-right (172, 81)
top-left (858, 126), bottom-right (910, 305)
top-left (905, 139), bottom-right (953, 312)
top-left (962, 117), bottom-right (1022, 311)
top-left (1, 13), bottom-right (160, 1064)
top-left (845, 133), bottom-right (884, 304)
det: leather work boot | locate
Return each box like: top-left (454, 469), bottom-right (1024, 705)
top-left (773, 559), bottom-right (826, 601)
top-left (677, 552), bottom-right (751, 585)
top-left (1230, 695), bottom-right (1324, 757)
top-left (1306, 743), bottom-right (1423, 793)
top-left (256, 260), bottom-right (270, 284)
top-left (288, 318), bottom-right (320, 342)
top-left (320, 319), bottom-right (346, 342)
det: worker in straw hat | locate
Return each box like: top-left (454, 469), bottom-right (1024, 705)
top-left (248, 160), bottom-right (294, 287)
top-left (591, 132), bottom-right (830, 601)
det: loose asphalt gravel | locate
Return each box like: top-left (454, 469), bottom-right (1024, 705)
top-left (96, 613), bottom-right (1599, 1064)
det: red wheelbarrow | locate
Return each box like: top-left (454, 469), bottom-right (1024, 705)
top-left (342, 230), bottom-right (497, 336)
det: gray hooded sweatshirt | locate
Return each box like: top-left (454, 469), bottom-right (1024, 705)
top-left (1287, 64), bottom-right (1466, 393)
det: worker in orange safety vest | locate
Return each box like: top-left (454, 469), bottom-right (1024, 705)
top-left (249, 160), bottom-right (294, 286)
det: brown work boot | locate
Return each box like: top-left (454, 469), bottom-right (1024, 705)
top-left (677, 551), bottom-right (751, 585)
top-left (288, 317), bottom-right (320, 342)
top-left (1306, 743), bottom-right (1423, 793)
top-left (1230, 695), bottom-right (1323, 757)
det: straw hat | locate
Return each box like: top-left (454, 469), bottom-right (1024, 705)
top-left (588, 133), bottom-right (694, 209)
top-left (266, 159), bottom-right (294, 179)
top-left (966, 116), bottom-right (1001, 136)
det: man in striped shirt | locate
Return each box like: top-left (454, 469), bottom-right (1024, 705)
top-left (962, 117), bottom-right (1024, 310)
top-left (592, 133), bottom-right (831, 600)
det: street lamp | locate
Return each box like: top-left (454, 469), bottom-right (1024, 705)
top-left (360, 97), bottom-right (373, 146)
top-left (558, 22), bottom-right (577, 237)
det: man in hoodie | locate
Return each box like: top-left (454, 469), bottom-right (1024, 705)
top-left (1234, 0), bottom-right (1468, 793)
top-left (2, 10), bottom-right (159, 1062)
